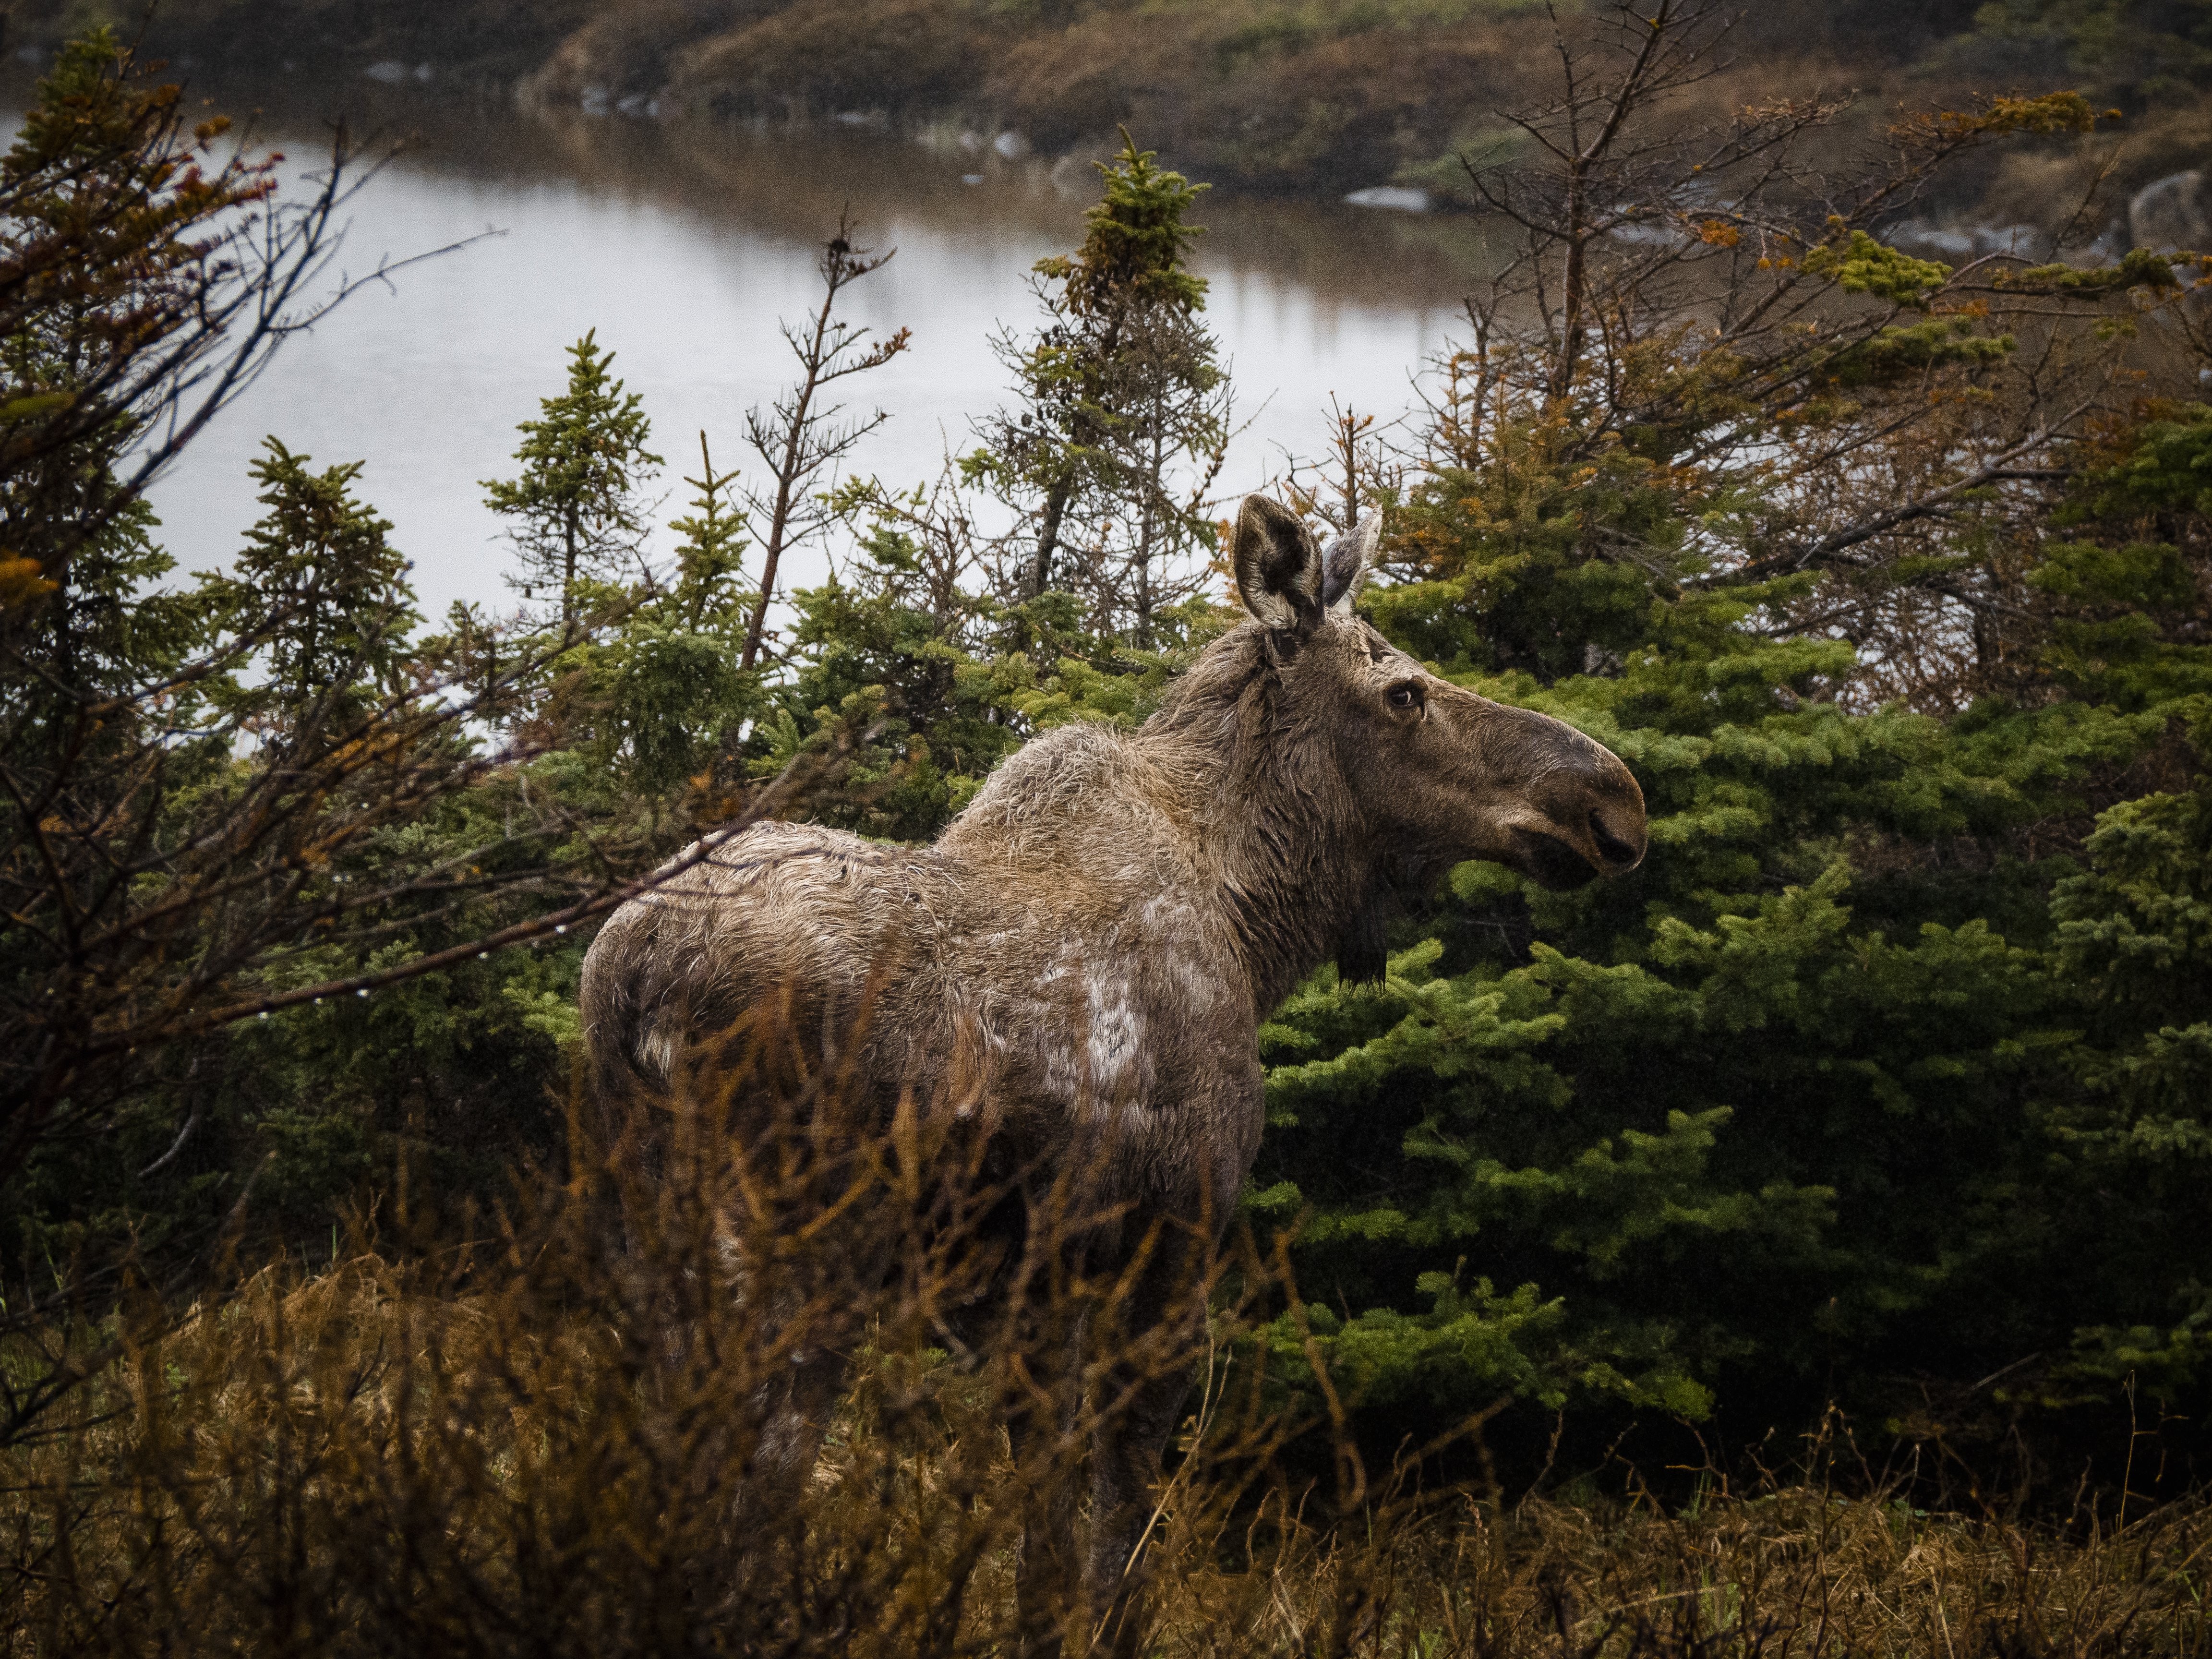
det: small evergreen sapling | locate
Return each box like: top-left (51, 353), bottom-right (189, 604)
top-left (977, 136), bottom-right (1228, 641)
top-left (589, 436), bottom-right (759, 794)
top-left (665, 434), bottom-right (751, 634)
top-left (201, 438), bottom-right (417, 725)
top-left (483, 330), bottom-right (662, 626)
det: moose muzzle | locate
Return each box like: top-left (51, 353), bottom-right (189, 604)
top-left (1505, 718), bottom-right (1649, 890)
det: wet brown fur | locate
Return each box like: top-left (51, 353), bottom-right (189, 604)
top-left (578, 496), bottom-right (1647, 1650)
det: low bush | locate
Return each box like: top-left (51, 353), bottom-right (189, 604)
top-left (7, 1076), bottom-right (2210, 1657)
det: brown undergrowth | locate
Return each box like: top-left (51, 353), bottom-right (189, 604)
top-left (4, 1077), bottom-right (2209, 1657)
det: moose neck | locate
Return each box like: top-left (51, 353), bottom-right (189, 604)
top-left (1141, 633), bottom-right (1374, 1013)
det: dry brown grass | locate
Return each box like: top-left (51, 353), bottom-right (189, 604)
top-left (4, 1085), bottom-right (2209, 1657)
top-left (1161, 1488), bottom-right (2212, 1658)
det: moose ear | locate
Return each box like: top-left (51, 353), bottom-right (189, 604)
top-left (1231, 495), bottom-right (1324, 634)
top-left (1322, 514), bottom-right (1381, 616)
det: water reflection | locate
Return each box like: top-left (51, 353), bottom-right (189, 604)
top-left (41, 75), bottom-right (1497, 613)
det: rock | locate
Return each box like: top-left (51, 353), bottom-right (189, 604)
top-left (1972, 223), bottom-right (2046, 256)
top-left (363, 60), bottom-right (410, 85)
top-left (414, 62), bottom-right (433, 84)
top-left (833, 110), bottom-right (882, 127)
top-left (1882, 220), bottom-right (2048, 260)
top-left (1886, 220), bottom-right (1977, 258)
top-left (1344, 186), bottom-right (1430, 213)
top-left (993, 131), bottom-right (1028, 160)
top-left (2085, 218), bottom-right (2130, 263)
top-left (962, 173), bottom-right (986, 186)
top-left (2131, 171), bottom-right (2212, 252)
top-left (579, 84), bottom-right (611, 117)
top-left (14, 46), bottom-right (45, 65)
top-left (1050, 138), bottom-right (1129, 196)
top-left (616, 93), bottom-right (651, 118)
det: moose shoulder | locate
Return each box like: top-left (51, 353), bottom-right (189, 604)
top-left (577, 493), bottom-right (1646, 1650)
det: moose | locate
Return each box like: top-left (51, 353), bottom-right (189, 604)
top-left (579, 494), bottom-right (1647, 1650)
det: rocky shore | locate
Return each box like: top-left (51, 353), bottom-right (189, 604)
top-left (7, 0), bottom-right (2212, 228)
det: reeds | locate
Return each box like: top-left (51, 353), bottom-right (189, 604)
top-left (4, 1069), bottom-right (2208, 1657)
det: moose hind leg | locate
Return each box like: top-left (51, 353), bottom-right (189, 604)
top-left (755, 1344), bottom-right (848, 1499)
top-left (1084, 1361), bottom-right (1192, 1657)
top-left (724, 1343), bottom-right (850, 1587)
top-left (1005, 1327), bottom-right (1087, 1658)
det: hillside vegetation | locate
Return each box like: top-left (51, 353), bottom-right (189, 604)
top-left (12, 0), bottom-right (2212, 206)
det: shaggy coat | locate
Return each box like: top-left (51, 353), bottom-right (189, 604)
top-left (579, 495), bottom-right (1647, 1650)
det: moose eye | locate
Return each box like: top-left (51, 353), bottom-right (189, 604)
top-left (1386, 681), bottom-right (1424, 712)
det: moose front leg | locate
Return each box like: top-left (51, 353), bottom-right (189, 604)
top-left (1083, 1223), bottom-right (1212, 1657)
top-left (1085, 1361), bottom-right (1193, 1655)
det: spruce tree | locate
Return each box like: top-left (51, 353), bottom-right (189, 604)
top-left (204, 439), bottom-right (416, 722)
top-left (484, 330), bottom-right (661, 626)
top-left (1241, 371), bottom-right (2209, 1460)
top-left (664, 435), bottom-right (751, 635)
top-left (588, 436), bottom-right (757, 794)
top-left (977, 137), bottom-right (1228, 642)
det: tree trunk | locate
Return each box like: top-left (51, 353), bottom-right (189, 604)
top-left (1132, 417), bottom-right (1166, 648)
top-left (562, 505), bottom-right (579, 627)
top-left (1024, 311), bottom-right (1126, 602)
top-left (1026, 475), bottom-right (1072, 601)
top-left (740, 467), bottom-right (800, 672)
top-left (1551, 159), bottom-right (1587, 405)
top-left (742, 273), bottom-right (841, 672)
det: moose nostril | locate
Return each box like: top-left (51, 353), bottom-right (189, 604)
top-left (1589, 811), bottom-right (1641, 867)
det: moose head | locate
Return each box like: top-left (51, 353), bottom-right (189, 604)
top-left (1210, 494), bottom-right (1647, 979)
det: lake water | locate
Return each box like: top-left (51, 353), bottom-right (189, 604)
top-left (41, 78), bottom-right (1494, 616)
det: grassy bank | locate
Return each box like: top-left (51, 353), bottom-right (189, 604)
top-left (10, 0), bottom-right (2208, 210)
top-left (8, 1075), bottom-right (2209, 1656)
top-left (7, 1191), bottom-right (2208, 1657)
